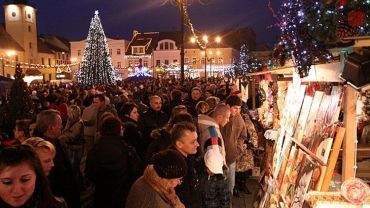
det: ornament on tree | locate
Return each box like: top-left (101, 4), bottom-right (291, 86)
top-left (347, 10), bottom-right (366, 27)
top-left (336, 21), bottom-right (357, 38)
top-left (335, 0), bottom-right (348, 9)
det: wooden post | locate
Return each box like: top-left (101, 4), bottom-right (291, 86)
top-left (320, 127), bottom-right (345, 191)
top-left (342, 86), bottom-right (357, 181)
top-left (271, 74), bottom-right (279, 129)
top-left (251, 78), bottom-right (256, 109)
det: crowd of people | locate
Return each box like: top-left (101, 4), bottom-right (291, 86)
top-left (0, 77), bottom-right (262, 208)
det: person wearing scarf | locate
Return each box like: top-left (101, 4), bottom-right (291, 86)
top-left (126, 149), bottom-right (187, 208)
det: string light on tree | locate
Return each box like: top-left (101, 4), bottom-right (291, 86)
top-left (280, 0), bottom-right (333, 78)
top-left (76, 10), bottom-right (117, 86)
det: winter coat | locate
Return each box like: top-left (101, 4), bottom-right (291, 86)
top-left (235, 113), bottom-right (258, 172)
top-left (197, 114), bottom-right (226, 163)
top-left (221, 114), bottom-right (248, 165)
top-left (139, 108), bottom-right (169, 151)
top-left (35, 134), bottom-right (80, 208)
top-left (85, 134), bottom-right (131, 208)
top-left (200, 173), bottom-right (231, 208)
top-left (172, 148), bottom-right (202, 208)
top-left (126, 165), bottom-right (185, 208)
top-left (121, 115), bottom-right (145, 159)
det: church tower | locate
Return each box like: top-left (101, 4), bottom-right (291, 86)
top-left (3, 0), bottom-right (38, 64)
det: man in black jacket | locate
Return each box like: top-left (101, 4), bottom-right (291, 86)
top-left (139, 95), bottom-right (169, 157)
top-left (85, 116), bottom-right (133, 208)
top-left (171, 122), bottom-right (202, 208)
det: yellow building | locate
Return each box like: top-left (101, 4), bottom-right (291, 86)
top-left (0, 0), bottom-right (70, 83)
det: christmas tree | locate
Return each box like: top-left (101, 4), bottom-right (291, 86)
top-left (363, 91), bottom-right (370, 117)
top-left (77, 10), bottom-right (116, 86)
top-left (280, 0), bottom-right (333, 78)
top-left (2, 64), bottom-right (32, 135)
top-left (237, 44), bottom-right (262, 76)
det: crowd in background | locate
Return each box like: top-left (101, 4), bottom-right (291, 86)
top-left (0, 76), bottom-right (263, 208)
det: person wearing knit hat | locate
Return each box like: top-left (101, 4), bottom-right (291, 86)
top-left (126, 149), bottom-right (187, 208)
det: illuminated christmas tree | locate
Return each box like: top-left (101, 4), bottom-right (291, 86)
top-left (77, 11), bottom-right (116, 86)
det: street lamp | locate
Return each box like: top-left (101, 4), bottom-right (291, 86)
top-left (191, 35), bottom-right (221, 81)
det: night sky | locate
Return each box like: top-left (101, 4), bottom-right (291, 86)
top-left (1, 0), bottom-right (282, 46)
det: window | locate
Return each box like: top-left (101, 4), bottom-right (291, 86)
top-left (41, 58), bottom-right (44, 65)
top-left (132, 46), bottom-right (145, 54)
top-left (201, 58), bottom-right (205, 64)
top-left (165, 42), bottom-right (169, 50)
top-left (128, 61), bottom-right (133, 67)
top-left (143, 60), bottom-right (148, 67)
top-left (165, 60), bottom-right (169, 65)
top-left (173, 59), bottom-right (178, 63)
top-left (218, 57), bottom-right (223, 64)
top-left (48, 58), bottom-right (51, 65)
top-left (117, 62), bottom-right (121, 68)
top-left (184, 58), bottom-right (188, 64)
top-left (29, 42), bottom-right (32, 49)
top-left (28, 26), bottom-right (31, 32)
top-left (192, 58), bottom-right (196, 64)
top-left (49, 74), bottom-right (52, 81)
top-left (78, 50), bottom-right (81, 56)
top-left (117, 49), bottom-right (121, 55)
top-left (156, 60), bottom-right (160, 66)
top-left (160, 43), bottom-right (164, 50)
top-left (170, 43), bottom-right (174, 50)
top-left (109, 49), bottom-right (112, 55)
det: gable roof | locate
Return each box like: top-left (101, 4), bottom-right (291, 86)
top-left (39, 34), bottom-right (70, 53)
top-left (0, 24), bottom-right (24, 52)
top-left (125, 32), bottom-right (159, 56)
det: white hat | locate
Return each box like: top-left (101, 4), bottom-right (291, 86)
top-left (204, 148), bottom-right (224, 174)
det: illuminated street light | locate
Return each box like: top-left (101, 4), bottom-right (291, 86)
top-left (190, 35), bottom-right (221, 81)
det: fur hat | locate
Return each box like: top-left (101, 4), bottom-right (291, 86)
top-left (152, 149), bottom-right (187, 179)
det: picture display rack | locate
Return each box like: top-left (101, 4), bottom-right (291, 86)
top-left (260, 83), bottom-right (344, 208)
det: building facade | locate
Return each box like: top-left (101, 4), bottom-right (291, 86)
top-left (0, 0), bottom-right (70, 83)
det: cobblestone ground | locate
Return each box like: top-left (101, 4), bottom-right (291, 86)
top-left (232, 178), bottom-right (260, 208)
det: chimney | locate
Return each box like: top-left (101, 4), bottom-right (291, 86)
top-left (132, 30), bottom-right (139, 38)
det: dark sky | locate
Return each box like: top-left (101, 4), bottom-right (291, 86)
top-left (2, 0), bottom-right (282, 46)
